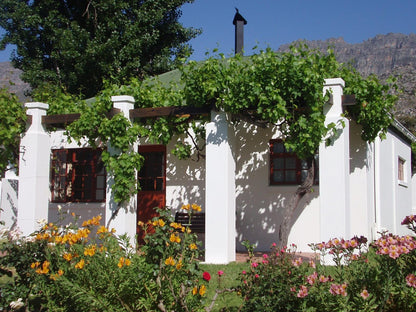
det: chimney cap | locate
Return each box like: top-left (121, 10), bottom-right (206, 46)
top-left (233, 8), bottom-right (247, 25)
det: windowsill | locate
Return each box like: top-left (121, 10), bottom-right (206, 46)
top-left (398, 180), bottom-right (408, 188)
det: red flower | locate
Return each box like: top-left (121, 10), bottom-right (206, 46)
top-left (203, 271), bottom-right (211, 281)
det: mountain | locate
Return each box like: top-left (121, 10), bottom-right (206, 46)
top-left (279, 33), bottom-right (416, 132)
top-left (1, 33), bottom-right (416, 131)
top-left (0, 62), bottom-right (30, 102)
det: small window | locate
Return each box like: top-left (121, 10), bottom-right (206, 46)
top-left (269, 139), bottom-right (318, 185)
top-left (398, 157), bottom-right (406, 182)
top-left (50, 148), bottom-right (106, 203)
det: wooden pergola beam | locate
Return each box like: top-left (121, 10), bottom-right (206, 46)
top-left (129, 106), bottom-right (211, 119)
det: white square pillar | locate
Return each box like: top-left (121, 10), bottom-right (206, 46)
top-left (18, 102), bottom-right (50, 236)
top-left (105, 96), bottom-right (137, 245)
top-left (319, 78), bottom-right (350, 243)
top-left (205, 111), bottom-right (236, 264)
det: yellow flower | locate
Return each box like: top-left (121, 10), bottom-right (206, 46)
top-left (75, 259), bottom-right (85, 269)
top-left (158, 219), bottom-right (166, 227)
top-left (63, 253), bottom-right (73, 262)
top-left (58, 269), bottom-right (64, 276)
top-left (137, 221), bottom-right (144, 227)
top-left (84, 245), bottom-right (96, 257)
top-left (36, 261), bottom-right (50, 274)
top-left (192, 286), bottom-right (198, 295)
top-left (82, 215), bottom-right (101, 227)
top-left (176, 260), bottom-right (183, 270)
top-left (170, 222), bottom-right (182, 229)
top-left (199, 285), bottom-right (206, 296)
top-left (181, 204), bottom-right (190, 211)
top-left (165, 257), bottom-right (176, 266)
top-left (189, 243), bottom-right (197, 250)
top-left (117, 257), bottom-right (131, 268)
top-left (30, 261), bottom-right (40, 269)
top-left (96, 226), bottom-right (108, 234)
top-left (192, 204), bottom-right (201, 212)
top-left (169, 233), bottom-right (181, 243)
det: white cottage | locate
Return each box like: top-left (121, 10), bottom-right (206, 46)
top-left (1, 78), bottom-right (415, 264)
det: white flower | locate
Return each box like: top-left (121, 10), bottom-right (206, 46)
top-left (10, 298), bottom-right (24, 310)
top-left (37, 218), bottom-right (47, 226)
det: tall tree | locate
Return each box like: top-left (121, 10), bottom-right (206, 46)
top-left (0, 0), bottom-right (200, 98)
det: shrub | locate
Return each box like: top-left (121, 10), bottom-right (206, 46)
top-left (239, 216), bottom-right (416, 312)
top-left (0, 206), bottom-right (208, 311)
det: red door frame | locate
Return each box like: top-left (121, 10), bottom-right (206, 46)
top-left (136, 145), bottom-right (166, 243)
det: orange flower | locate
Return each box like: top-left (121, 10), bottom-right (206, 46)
top-left (192, 286), bottom-right (198, 295)
top-left (189, 243), bottom-right (197, 250)
top-left (191, 204), bottom-right (201, 212)
top-left (165, 257), bottom-right (176, 266)
top-left (96, 226), bottom-right (108, 234)
top-left (169, 234), bottom-right (181, 243)
top-left (181, 204), bottom-right (190, 211)
top-left (63, 253), bottom-right (73, 262)
top-left (199, 285), bottom-right (206, 296)
top-left (84, 245), bottom-right (96, 257)
top-left (36, 261), bottom-right (50, 274)
top-left (117, 257), bottom-right (132, 268)
top-left (176, 260), bottom-right (183, 270)
top-left (75, 259), bottom-right (85, 269)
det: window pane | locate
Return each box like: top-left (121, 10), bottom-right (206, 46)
top-left (301, 170), bottom-right (308, 182)
top-left (273, 158), bottom-right (284, 169)
top-left (97, 176), bottom-right (105, 189)
top-left (273, 171), bottom-right (284, 183)
top-left (273, 142), bottom-right (285, 153)
top-left (286, 170), bottom-right (297, 182)
top-left (286, 158), bottom-right (296, 169)
top-left (96, 190), bottom-right (104, 200)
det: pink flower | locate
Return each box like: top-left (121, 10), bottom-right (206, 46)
top-left (255, 274), bottom-right (259, 278)
top-left (308, 260), bottom-right (316, 268)
top-left (218, 270), bottom-right (224, 277)
top-left (292, 257), bottom-right (303, 267)
top-left (242, 270), bottom-right (246, 275)
top-left (272, 242), bottom-right (277, 247)
top-left (360, 289), bottom-right (369, 300)
top-left (262, 253), bottom-right (268, 259)
top-left (307, 272), bottom-right (318, 285)
top-left (203, 271), bottom-right (211, 282)
top-left (296, 285), bottom-right (308, 298)
top-left (329, 283), bottom-right (348, 297)
top-left (251, 262), bottom-right (258, 268)
top-left (406, 274), bottom-right (416, 288)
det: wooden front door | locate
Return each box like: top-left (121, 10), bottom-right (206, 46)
top-left (137, 145), bottom-right (166, 243)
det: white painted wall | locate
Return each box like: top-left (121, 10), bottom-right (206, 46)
top-left (375, 128), bottom-right (414, 236)
top-left (234, 121), bottom-right (320, 252)
top-left (349, 122), bottom-right (374, 241)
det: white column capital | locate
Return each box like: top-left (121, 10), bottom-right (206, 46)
top-left (25, 102), bottom-right (49, 133)
top-left (111, 95), bottom-right (135, 121)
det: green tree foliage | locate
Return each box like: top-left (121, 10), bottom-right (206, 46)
top-left (0, 88), bottom-right (26, 177)
top-left (0, 0), bottom-right (200, 98)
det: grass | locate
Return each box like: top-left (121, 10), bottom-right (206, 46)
top-left (200, 261), bottom-right (250, 312)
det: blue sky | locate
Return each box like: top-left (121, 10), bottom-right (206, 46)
top-left (1, 0), bottom-right (415, 62)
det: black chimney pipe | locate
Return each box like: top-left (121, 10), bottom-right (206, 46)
top-left (233, 8), bottom-right (247, 55)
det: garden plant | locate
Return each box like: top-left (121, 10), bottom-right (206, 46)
top-left (0, 205), bottom-right (210, 312)
top-left (238, 215), bottom-right (416, 312)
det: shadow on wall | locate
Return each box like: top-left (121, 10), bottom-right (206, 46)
top-left (166, 137), bottom-right (205, 214)
top-left (233, 121), bottom-right (319, 252)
